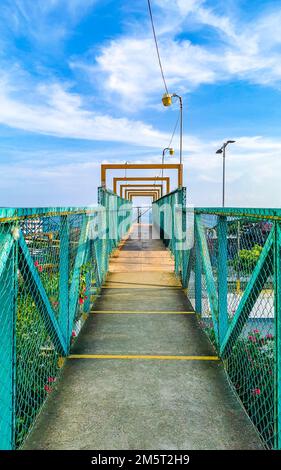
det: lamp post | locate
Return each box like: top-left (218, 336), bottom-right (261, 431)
top-left (161, 147), bottom-right (174, 178)
top-left (124, 161), bottom-right (129, 179)
top-left (162, 93), bottom-right (183, 175)
top-left (216, 140), bottom-right (236, 207)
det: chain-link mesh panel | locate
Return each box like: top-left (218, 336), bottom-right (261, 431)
top-left (187, 248), bottom-right (195, 310)
top-left (194, 209), bottom-right (278, 449)
top-left (224, 216), bottom-right (275, 448)
top-left (16, 279), bottom-right (61, 448)
top-left (16, 214), bottom-right (68, 448)
top-left (152, 188), bottom-right (187, 283)
top-left (0, 224), bottom-right (16, 450)
top-left (0, 196), bottom-right (133, 449)
top-left (153, 200), bottom-right (280, 449)
top-left (198, 214), bottom-right (219, 345)
top-left (20, 217), bottom-right (61, 315)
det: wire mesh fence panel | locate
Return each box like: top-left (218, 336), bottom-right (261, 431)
top-left (187, 249), bottom-right (195, 310)
top-left (0, 194), bottom-right (132, 449)
top-left (153, 199), bottom-right (281, 449)
top-left (194, 209), bottom-right (280, 449)
top-left (152, 188), bottom-right (187, 284)
top-left (20, 217), bottom-right (61, 316)
top-left (196, 214), bottom-right (219, 345)
top-left (224, 216), bottom-right (275, 448)
top-left (0, 224), bottom-right (16, 450)
top-left (15, 282), bottom-right (62, 448)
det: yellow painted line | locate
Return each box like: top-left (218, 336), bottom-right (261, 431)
top-left (102, 286), bottom-right (182, 289)
top-left (68, 354), bottom-right (219, 361)
top-left (91, 310), bottom-right (194, 314)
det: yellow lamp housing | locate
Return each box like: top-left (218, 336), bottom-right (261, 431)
top-left (162, 93), bottom-right (172, 107)
top-left (169, 148), bottom-right (174, 155)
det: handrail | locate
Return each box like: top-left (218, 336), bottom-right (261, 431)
top-left (195, 207), bottom-right (281, 220)
top-left (153, 199), bottom-right (281, 450)
top-left (0, 189), bottom-right (133, 449)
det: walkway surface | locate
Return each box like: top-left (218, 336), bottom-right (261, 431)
top-left (25, 224), bottom-right (263, 449)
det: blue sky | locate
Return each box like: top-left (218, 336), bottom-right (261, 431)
top-left (0, 0), bottom-right (281, 207)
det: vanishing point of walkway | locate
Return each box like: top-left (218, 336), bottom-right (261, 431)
top-left (25, 224), bottom-right (262, 449)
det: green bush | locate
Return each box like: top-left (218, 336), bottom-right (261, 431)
top-left (226, 329), bottom-right (274, 447)
top-left (232, 244), bottom-right (262, 274)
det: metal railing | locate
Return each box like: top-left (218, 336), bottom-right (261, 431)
top-left (0, 189), bottom-right (132, 449)
top-left (153, 194), bottom-right (281, 449)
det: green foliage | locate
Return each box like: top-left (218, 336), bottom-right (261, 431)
top-left (16, 293), bottom-right (59, 448)
top-left (78, 260), bottom-right (95, 307)
top-left (226, 329), bottom-right (274, 448)
top-left (232, 244), bottom-right (262, 274)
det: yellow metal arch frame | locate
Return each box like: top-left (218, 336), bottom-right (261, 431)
top-left (113, 177), bottom-right (170, 195)
top-left (101, 164), bottom-right (182, 189)
top-left (120, 184), bottom-right (163, 198)
top-left (127, 191), bottom-right (160, 202)
top-left (125, 189), bottom-right (161, 201)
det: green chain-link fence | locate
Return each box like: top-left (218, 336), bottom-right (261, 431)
top-left (152, 187), bottom-right (191, 287)
top-left (0, 190), bottom-right (132, 449)
top-left (153, 194), bottom-right (281, 450)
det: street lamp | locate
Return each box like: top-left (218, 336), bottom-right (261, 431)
top-left (161, 147), bottom-right (174, 178)
top-left (216, 140), bottom-right (236, 207)
top-left (124, 161), bottom-right (129, 179)
top-left (162, 93), bottom-right (183, 173)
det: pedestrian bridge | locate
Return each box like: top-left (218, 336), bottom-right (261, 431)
top-left (0, 180), bottom-right (280, 450)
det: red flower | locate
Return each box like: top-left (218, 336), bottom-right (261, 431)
top-left (38, 265), bottom-right (43, 272)
top-left (72, 331), bottom-right (76, 337)
top-left (253, 329), bottom-right (260, 334)
top-left (47, 377), bottom-right (56, 383)
top-left (79, 297), bottom-right (84, 305)
top-left (248, 335), bottom-right (257, 343)
top-left (44, 385), bottom-right (52, 393)
top-left (266, 334), bottom-right (273, 340)
top-left (34, 260), bottom-right (39, 267)
top-left (252, 388), bottom-right (261, 396)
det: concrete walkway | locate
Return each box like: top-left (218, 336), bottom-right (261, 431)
top-left (25, 224), bottom-right (263, 450)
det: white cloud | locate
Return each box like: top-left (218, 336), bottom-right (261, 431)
top-left (0, 0), bottom-right (280, 208)
top-left (0, 74), bottom-right (171, 147)
top-left (1, 0), bottom-right (98, 44)
top-left (77, 0), bottom-right (281, 110)
top-left (1, 133), bottom-right (281, 207)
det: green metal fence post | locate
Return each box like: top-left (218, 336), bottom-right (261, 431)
top-left (0, 227), bottom-right (17, 449)
top-left (84, 270), bottom-right (91, 313)
top-left (160, 210), bottom-right (164, 240)
top-left (195, 216), bottom-right (202, 314)
top-left (68, 215), bottom-right (89, 331)
top-left (83, 239), bottom-right (91, 314)
top-left (179, 188), bottom-right (187, 286)
top-left (274, 221), bottom-right (281, 449)
top-left (218, 216), bottom-right (228, 348)
top-left (59, 215), bottom-right (69, 348)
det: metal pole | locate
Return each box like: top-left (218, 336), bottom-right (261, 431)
top-left (161, 150), bottom-right (164, 178)
top-left (179, 96), bottom-right (183, 169)
top-left (222, 145), bottom-right (226, 207)
top-left (237, 220), bottom-right (241, 292)
top-left (125, 161), bottom-right (128, 179)
top-left (274, 221), bottom-right (281, 449)
top-left (171, 94), bottom-right (183, 187)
